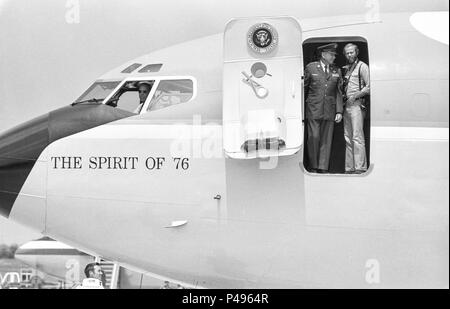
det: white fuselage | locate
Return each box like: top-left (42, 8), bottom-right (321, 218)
top-left (6, 12), bottom-right (449, 288)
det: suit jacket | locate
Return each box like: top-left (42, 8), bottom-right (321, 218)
top-left (304, 61), bottom-right (343, 121)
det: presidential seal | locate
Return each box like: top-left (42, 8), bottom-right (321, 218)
top-left (247, 23), bottom-right (278, 54)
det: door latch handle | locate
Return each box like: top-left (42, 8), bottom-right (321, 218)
top-left (242, 71), bottom-right (269, 99)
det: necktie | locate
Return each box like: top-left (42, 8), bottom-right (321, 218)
top-left (325, 65), bottom-right (329, 75)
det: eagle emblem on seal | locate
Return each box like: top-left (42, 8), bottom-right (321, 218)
top-left (247, 23), bottom-right (278, 54)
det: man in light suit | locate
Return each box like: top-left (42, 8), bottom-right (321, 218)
top-left (304, 43), bottom-right (344, 173)
top-left (342, 43), bottom-right (370, 174)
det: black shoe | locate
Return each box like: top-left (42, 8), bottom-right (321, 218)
top-left (316, 169), bottom-right (328, 174)
top-left (355, 170), bottom-right (367, 174)
top-left (345, 170), bottom-right (355, 174)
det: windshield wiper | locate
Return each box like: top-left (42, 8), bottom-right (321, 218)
top-left (71, 98), bottom-right (106, 106)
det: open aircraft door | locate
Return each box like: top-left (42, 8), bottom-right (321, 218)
top-left (223, 17), bottom-right (303, 159)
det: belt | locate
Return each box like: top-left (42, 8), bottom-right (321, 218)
top-left (345, 98), bottom-right (363, 106)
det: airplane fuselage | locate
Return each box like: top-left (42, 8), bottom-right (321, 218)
top-left (1, 12), bottom-right (448, 288)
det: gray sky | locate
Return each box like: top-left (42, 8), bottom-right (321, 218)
top-left (0, 0), bottom-right (448, 245)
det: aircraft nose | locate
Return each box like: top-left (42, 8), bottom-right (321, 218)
top-left (0, 103), bottom-right (135, 219)
top-left (0, 114), bottom-right (49, 217)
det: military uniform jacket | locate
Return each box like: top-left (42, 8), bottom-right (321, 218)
top-left (304, 61), bottom-right (344, 120)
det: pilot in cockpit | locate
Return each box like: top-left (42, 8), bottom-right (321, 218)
top-left (134, 81), bottom-right (152, 114)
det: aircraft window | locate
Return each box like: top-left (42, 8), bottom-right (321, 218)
top-left (75, 81), bottom-right (121, 104)
top-left (302, 38), bottom-right (371, 175)
top-left (21, 270), bottom-right (32, 282)
top-left (147, 79), bottom-right (193, 112)
top-left (106, 80), bottom-right (155, 114)
top-left (138, 63), bottom-right (163, 73)
top-left (121, 63), bottom-right (142, 73)
top-left (111, 91), bottom-right (142, 113)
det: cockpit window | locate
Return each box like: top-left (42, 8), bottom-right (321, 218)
top-left (75, 81), bottom-right (121, 104)
top-left (121, 63), bottom-right (142, 73)
top-left (105, 80), bottom-right (155, 114)
top-left (147, 79), bottom-right (193, 112)
top-left (138, 63), bottom-right (163, 73)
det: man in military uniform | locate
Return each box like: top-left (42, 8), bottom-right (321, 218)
top-left (304, 43), bottom-right (343, 173)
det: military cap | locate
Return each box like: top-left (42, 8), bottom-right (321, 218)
top-left (317, 43), bottom-right (338, 54)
